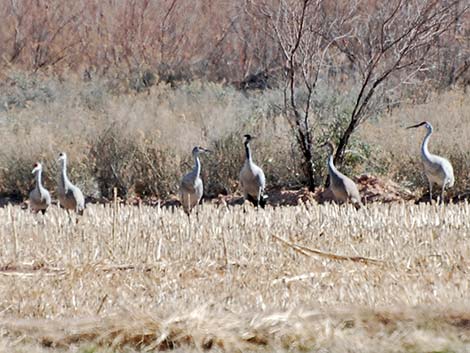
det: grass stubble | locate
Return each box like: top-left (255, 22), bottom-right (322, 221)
top-left (0, 202), bottom-right (470, 352)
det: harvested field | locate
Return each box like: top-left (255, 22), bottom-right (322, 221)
top-left (0, 202), bottom-right (470, 352)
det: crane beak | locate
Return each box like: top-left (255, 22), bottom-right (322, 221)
top-left (406, 122), bottom-right (426, 129)
top-left (202, 148), bottom-right (212, 153)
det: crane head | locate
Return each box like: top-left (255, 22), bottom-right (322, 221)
top-left (320, 141), bottom-right (335, 154)
top-left (57, 152), bottom-right (67, 163)
top-left (406, 121), bottom-right (432, 130)
top-left (192, 146), bottom-right (211, 155)
top-left (32, 162), bottom-right (42, 174)
top-left (243, 134), bottom-right (254, 143)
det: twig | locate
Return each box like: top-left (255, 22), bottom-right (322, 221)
top-left (0, 264), bottom-right (155, 276)
top-left (272, 234), bottom-right (384, 265)
top-left (10, 209), bottom-right (18, 263)
top-left (221, 232), bottom-right (229, 268)
top-left (96, 294), bottom-right (108, 314)
top-left (272, 272), bottom-right (317, 285)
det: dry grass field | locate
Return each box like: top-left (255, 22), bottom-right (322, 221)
top-left (1, 201), bottom-right (470, 352)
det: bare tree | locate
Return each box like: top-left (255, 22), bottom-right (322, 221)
top-left (246, 0), bottom-right (354, 190)
top-left (329, 0), bottom-right (469, 164)
top-left (248, 0), bottom-right (468, 190)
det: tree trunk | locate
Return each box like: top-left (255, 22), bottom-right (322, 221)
top-left (334, 118), bottom-right (357, 165)
top-left (303, 148), bottom-right (316, 192)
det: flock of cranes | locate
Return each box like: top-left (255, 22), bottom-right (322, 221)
top-left (28, 121), bottom-right (455, 216)
top-left (29, 152), bottom-right (85, 217)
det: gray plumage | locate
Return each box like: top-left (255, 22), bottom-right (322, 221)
top-left (322, 142), bottom-right (362, 208)
top-left (29, 162), bottom-right (51, 214)
top-left (407, 121), bottom-right (454, 203)
top-left (239, 134), bottom-right (267, 208)
top-left (180, 146), bottom-right (210, 215)
top-left (57, 152), bottom-right (85, 215)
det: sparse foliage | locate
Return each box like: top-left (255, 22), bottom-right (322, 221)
top-left (330, 0), bottom-right (470, 164)
top-left (247, 0), bottom-right (468, 189)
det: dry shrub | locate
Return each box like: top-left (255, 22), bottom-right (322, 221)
top-left (204, 132), bottom-right (244, 196)
top-left (88, 126), bottom-right (181, 200)
top-left (0, 135), bottom-right (55, 199)
top-left (131, 146), bottom-right (180, 199)
top-left (0, 76), bottom-right (240, 199)
top-left (0, 154), bottom-right (38, 199)
top-left (1, 71), bottom-right (470, 202)
top-left (0, 73), bottom-right (307, 201)
top-left (89, 126), bottom-right (138, 199)
top-left (204, 121), bottom-right (306, 197)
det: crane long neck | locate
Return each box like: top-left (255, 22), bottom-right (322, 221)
top-left (35, 170), bottom-right (43, 190)
top-left (421, 127), bottom-right (433, 160)
top-left (193, 153), bottom-right (201, 177)
top-left (60, 160), bottom-right (70, 186)
top-left (327, 154), bottom-right (338, 176)
top-left (245, 142), bottom-right (252, 162)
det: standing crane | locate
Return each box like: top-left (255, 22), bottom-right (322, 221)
top-left (239, 134), bottom-right (267, 208)
top-left (321, 141), bottom-right (362, 208)
top-left (407, 121), bottom-right (454, 203)
top-left (57, 152), bottom-right (85, 216)
top-left (180, 146), bottom-right (210, 216)
top-left (29, 162), bottom-right (51, 214)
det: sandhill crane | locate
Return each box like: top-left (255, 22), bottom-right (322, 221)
top-left (407, 121), bottom-right (454, 203)
top-left (180, 146), bottom-right (210, 216)
top-left (57, 152), bottom-right (85, 216)
top-left (239, 134), bottom-right (267, 208)
top-left (29, 162), bottom-right (51, 214)
top-left (322, 141), bottom-right (362, 208)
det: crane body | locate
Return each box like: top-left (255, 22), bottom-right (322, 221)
top-left (322, 142), bottom-right (362, 208)
top-left (180, 146), bottom-right (210, 215)
top-left (239, 134), bottom-right (267, 208)
top-left (407, 121), bottom-right (454, 203)
top-left (29, 162), bottom-right (51, 214)
top-left (57, 152), bottom-right (85, 215)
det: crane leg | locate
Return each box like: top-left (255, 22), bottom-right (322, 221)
top-left (246, 194), bottom-right (258, 207)
top-left (440, 185), bottom-right (445, 205)
top-left (428, 182), bottom-right (433, 204)
top-left (256, 189), bottom-right (261, 210)
top-left (258, 188), bottom-right (266, 209)
top-left (66, 209), bottom-right (73, 224)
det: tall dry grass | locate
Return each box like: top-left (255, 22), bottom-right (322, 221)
top-left (1, 202), bottom-right (470, 351)
top-left (2, 71), bottom-right (470, 201)
top-left (0, 74), bottom-right (305, 200)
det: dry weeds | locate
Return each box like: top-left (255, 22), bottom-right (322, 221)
top-left (0, 202), bottom-right (470, 352)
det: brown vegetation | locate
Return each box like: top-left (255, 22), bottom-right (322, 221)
top-left (0, 74), bottom-right (469, 202)
top-left (1, 0), bottom-right (468, 87)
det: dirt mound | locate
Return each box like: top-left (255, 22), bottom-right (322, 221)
top-left (211, 174), bottom-right (414, 207)
top-left (315, 174), bottom-right (415, 204)
top-left (356, 174), bottom-right (415, 203)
